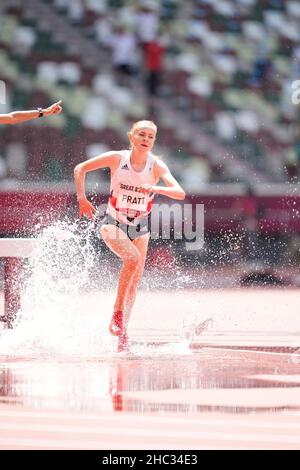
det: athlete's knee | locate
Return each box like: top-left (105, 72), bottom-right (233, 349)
top-left (124, 251), bottom-right (142, 270)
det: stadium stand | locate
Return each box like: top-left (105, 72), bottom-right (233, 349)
top-left (1, 0), bottom-right (300, 186)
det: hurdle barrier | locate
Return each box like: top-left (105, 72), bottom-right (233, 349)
top-left (0, 238), bottom-right (39, 328)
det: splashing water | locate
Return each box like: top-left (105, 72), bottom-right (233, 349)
top-left (0, 220), bottom-right (214, 360)
top-left (0, 220), bottom-right (117, 359)
top-left (126, 341), bottom-right (193, 357)
top-left (182, 317), bottom-right (213, 345)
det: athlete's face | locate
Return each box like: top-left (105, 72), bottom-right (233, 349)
top-left (130, 127), bottom-right (156, 151)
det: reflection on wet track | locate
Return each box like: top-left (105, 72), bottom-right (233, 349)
top-left (1, 346), bottom-right (300, 449)
top-left (1, 347), bottom-right (300, 413)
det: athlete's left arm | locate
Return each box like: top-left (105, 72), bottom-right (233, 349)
top-left (141, 160), bottom-right (185, 200)
top-left (0, 101), bottom-right (62, 125)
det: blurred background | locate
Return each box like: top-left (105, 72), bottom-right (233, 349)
top-left (0, 0), bottom-right (300, 288)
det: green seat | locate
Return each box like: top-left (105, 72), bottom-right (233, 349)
top-left (0, 15), bottom-right (19, 45)
top-left (11, 88), bottom-right (30, 109)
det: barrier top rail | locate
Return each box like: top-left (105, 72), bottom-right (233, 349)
top-left (0, 238), bottom-right (39, 258)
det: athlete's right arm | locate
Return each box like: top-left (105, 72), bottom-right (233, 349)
top-left (74, 151), bottom-right (120, 220)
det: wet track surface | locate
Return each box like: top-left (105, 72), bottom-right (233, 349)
top-left (1, 288), bottom-right (300, 449)
top-left (1, 345), bottom-right (300, 449)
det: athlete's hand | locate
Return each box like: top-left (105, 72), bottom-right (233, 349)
top-left (78, 197), bottom-right (96, 220)
top-left (140, 184), bottom-right (156, 195)
top-left (43, 100), bottom-right (63, 116)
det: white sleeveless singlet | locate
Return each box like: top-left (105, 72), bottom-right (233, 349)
top-left (107, 150), bottom-right (156, 225)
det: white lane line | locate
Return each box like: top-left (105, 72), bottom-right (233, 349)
top-left (1, 410), bottom-right (300, 429)
top-left (0, 423), bottom-right (300, 444)
top-left (0, 437), bottom-right (294, 451)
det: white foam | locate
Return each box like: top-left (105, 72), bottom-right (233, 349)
top-left (0, 221), bottom-right (117, 358)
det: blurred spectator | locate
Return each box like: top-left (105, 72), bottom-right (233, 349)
top-left (143, 37), bottom-right (165, 97)
top-left (59, 62), bottom-right (81, 85)
top-left (248, 51), bottom-right (273, 88)
top-left (68, 0), bottom-right (84, 25)
top-left (37, 61), bottom-right (60, 84)
top-left (235, 110), bottom-right (260, 134)
top-left (13, 26), bottom-right (36, 56)
top-left (53, 0), bottom-right (69, 14)
top-left (81, 96), bottom-right (108, 130)
top-left (94, 15), bottom-right (113, 46)
top-left (135, 1), bottom-right (160, 46)
top-left (215, 112), bottom-right (236, 142)
top-left (108, 24), bottom-right (139, 86)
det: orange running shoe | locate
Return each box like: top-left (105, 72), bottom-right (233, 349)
top-left (109, 310), bottom-right (123, 336)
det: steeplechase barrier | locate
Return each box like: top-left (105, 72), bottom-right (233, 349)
top-left (0, 238), bottom-right (39, 328)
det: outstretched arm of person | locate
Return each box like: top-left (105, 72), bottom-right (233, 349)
top-left (0, 100), bottom-right (62, 125)
top-left (140, 159), bottom-right (185, 200)
top-left (74, 151), bottom-right (120, 220)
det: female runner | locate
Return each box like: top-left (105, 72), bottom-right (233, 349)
top-left (74, 120), bottom-right (185, 351)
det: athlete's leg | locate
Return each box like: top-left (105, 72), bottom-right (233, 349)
top-left (123, 232), bottom-right (150, 330)
top-left (100, 224), bottom-right (142, 314)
